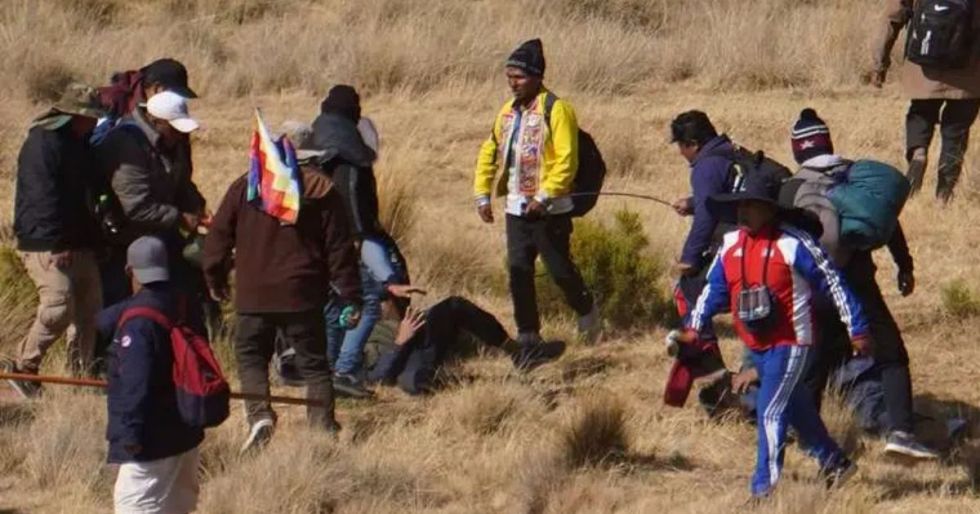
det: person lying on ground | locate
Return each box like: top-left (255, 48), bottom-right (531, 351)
top-left (363, 296), bottom-right (566, 395)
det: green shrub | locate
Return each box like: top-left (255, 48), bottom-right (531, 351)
top-left (941, 280), bottom-right (980, 318)
top-left (535, 209), bottom-right (671, 331)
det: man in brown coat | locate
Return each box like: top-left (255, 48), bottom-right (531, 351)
top-left (202, 122), bottom-right (361, 453)
top-left (873, 0), bottom-right (980, 202)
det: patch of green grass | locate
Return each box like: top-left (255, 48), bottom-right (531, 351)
top-left (941, 280), bottom-right (980, 318)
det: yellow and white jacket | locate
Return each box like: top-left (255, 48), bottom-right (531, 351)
top-left (473, 89), bottom-right (579, 216)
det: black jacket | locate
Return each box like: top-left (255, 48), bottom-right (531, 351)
top-left (311, 113), bottom-right (381, 239)
top-left (100, 284), bottom-right (205, 463)
top-left (14, 125), bottom-right (101, 252)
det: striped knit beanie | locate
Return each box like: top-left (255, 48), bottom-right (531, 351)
top-left (791, 108), bottom-right (833, 164)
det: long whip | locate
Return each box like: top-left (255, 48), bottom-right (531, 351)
top-left (567, 191), bottom-right (674, 208)
top-left (0, 371), bottom-right (321, 407)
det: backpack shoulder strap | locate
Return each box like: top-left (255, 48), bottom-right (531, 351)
top-left (118, 307), bottom-right (173, 331)
top-left (543, 92), bottom-right (558, 128)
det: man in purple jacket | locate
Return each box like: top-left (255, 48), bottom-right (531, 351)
top-left (669, 110), bottom-right (737, 344)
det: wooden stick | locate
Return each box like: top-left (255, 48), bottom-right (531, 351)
top-left (0, 372), bottom-right (322, 407)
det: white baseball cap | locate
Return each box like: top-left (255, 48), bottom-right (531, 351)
top-left (146, 90), bottom-right (200, 133)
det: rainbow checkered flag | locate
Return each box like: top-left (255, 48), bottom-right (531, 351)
top-left (246, 109), bottom-right (302, 224)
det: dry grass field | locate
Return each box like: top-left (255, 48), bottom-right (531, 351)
top-left (2, 0), bottom-right (980, 512)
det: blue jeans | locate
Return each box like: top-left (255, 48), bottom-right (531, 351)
top-left (326, 264), bottom-right (382, 376)
top-left (325, 236), bottom-right (406, 376)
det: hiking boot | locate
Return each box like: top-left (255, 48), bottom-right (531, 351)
top-left (512, 337), bottom-right (566, 372)
top-left (821, 458), bottom-right (858, 489)
top-left (884, 431), bottom-right (939, 459)
top-left (2, 360), bottom-right (42, 400)
top-left (332, 373), bottom-right (374, 399)
top-left (577, 304), bottom-right (601, 345)
top-left (906, 148), bottom-right (927, 195)
top-left (240, 418), bottom-right (275, 455)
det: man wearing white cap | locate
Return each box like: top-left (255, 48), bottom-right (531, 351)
top-left (95, 90), bottom-right (209, 309)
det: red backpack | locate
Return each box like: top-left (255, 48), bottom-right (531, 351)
top-left (117, 307), bottom-right (230, 429)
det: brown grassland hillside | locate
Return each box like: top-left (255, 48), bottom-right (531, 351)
top-left (2, 0), bottom-right (980, 512)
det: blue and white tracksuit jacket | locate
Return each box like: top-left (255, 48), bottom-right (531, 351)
top-left (687, 224), bottom-right (870, 496)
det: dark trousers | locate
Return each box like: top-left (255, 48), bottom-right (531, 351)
top-left (506, 214), bottom-right (593, 334)
top-left (906, 98), bottom-right (980, 199)
top-left (842, 251), bottom-right (913, 433)
top-left (803, 303), bottom-right (852, 412)
top-left (376, 296), bottom-right (510, 394)
top-left (235, 310), bottom-right (336, 429)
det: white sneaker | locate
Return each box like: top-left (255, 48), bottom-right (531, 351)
top-left (577, 304), bottom-right (601, 344)
top-left (240, 418), bottom-right (275, 455)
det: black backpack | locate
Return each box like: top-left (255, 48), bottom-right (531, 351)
top-left (905, 0), bottom-right (974, 69)
top-left (543, 93), bottom-right (606, 217)
top-left (726, 144), bottom-right (792, 193)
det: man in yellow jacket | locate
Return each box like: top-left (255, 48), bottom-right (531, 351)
top-left (473, 39), bottom-right (598, 355)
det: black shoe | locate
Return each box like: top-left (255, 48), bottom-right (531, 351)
top-left (332, 373), bottom-right (374, 399)
top-left (2, 360), bottom-right (42, 400)
top-left (820, 457), bottom-right (858, 489)
top-left (512, 340), bottom-right (567, 372)
top-left (884, 430), bottom-right (939, 459)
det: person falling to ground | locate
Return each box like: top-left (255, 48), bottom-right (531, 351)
top-left (202, 120), bottom-right (362, 453)
top-left (3, 83), bottom-right (108, 395)
top-left (363, 296), bottom-right (566, 395)
top-left (673, 168), bottom-right (870, 499)
top-left (473, 38), bottom-right (599, 355)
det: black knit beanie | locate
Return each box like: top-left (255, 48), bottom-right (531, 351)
top-left (320, 85), bottom-right (361, 122)
top-left (505, 39), bottom-right (546, 77)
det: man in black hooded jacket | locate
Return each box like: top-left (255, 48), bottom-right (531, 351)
top-left (313, 85), bottom-right (382, 239)
top-left (312, 85), bottom-right (415, 397)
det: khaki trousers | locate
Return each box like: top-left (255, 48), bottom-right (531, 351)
top-left (17, 249), bottom-right (102, 375)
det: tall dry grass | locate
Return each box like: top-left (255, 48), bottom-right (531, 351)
top-left (3, 0), bottom-right (980, 513)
